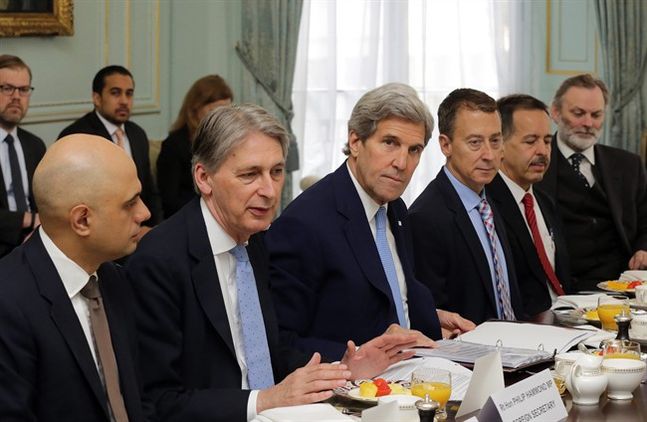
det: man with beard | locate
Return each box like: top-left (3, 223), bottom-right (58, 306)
top-left (487, 95), bottom-right (572, 316)
top-left (0, 55), bottom-right (46, 258)
top-left (59, 65), bottom-right (158, 226)
top-left (536, 74), bottom-right (647, 290)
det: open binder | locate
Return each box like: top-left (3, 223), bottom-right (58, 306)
top-left (414, 321), bottom-right (595, 369)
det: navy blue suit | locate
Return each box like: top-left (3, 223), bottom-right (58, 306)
top-left (265, 163), bottom-right (442, 360)
top-left (408, 169), bottom-right (525, 324)
top-left (0, 231), bottom-right (145, 421)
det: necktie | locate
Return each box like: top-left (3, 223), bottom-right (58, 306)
top-left (230, 245), bottom-right (275, 389)
top-left (477, 198), bottom-right (516, 320)
top-left (569, 153), bottom-right (590, 188)
top-left (81, 276), bottom-right (129, 422)
top-left (4, 134), bottom-right (28, 212)
top-left (113, 128), bottom-right (125, 148)
top-left (522, 193), bottom-right (565, 296)
top-left (375, 206), bottom-right (408, 328)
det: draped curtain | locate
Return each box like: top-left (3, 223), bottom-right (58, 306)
top-left (593, 1), bottom-right (647, 154)
top-left (236, 0), bottom-right (303, 208)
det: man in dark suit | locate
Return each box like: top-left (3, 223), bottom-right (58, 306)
top-left (266, 83), bottom-right (474, 361)
top-left (409, 88), bottom-right (525, 325)
top-left (0, 55), bottom-right (46, 258)
top-left (58, 65), bottom-right (158, 226)
top-left (127, 104), bottom-right (416, 422)
top-left (0, 134), bottom-right (151, 421)
top-left (536, 74), bottom-right (647, 290)
top-left (487, 94), bottom-right (571, 316)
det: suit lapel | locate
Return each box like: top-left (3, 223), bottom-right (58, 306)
top-left (87, 112), bottom-right (114, 141)
top-left (25, 233), bottom-right (110, 418)
top-left (595, 146), bottom-right (630, 253)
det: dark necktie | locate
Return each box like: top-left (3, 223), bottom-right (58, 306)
top-left (522, 193), bottom-right (565, 296)
top-left (569, 153), bottom-right (590, 188)
top-left (4, 134), bottom-right (28, 212)
top-left (477, 198), bottom-right (516, 320)
top-left (81, 276), bottom-right (129, 422)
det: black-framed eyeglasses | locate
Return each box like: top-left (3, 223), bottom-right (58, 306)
top-left (0, 84), bottom-right (34, 97)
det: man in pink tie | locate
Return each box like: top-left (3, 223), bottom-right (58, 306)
top-left (487, 94), bottom-right (573, 317)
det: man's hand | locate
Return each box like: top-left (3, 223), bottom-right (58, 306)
top-left (629, 250), bottom-right (647, 270)
top-left (341, 333), bottom-right (417, 380)
top-left (384, 323), bottom-right (436, 348)
top-left (256, 353), bottom-right (350, 413)
top-left (437, 309), bottom-right (476, 339)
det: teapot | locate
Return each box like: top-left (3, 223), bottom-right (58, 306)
top-left (565, 353), bottom-right (608, 405)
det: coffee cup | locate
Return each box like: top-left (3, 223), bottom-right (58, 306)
top-left (635, 284), bottom-right (647, 305)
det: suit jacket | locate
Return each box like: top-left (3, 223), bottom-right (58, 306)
top-left (0, 231), bottom-right (145, 421)
top-left (126, 198), bottom-right (307, 422)
top-left (156, 126), bottom-right (197, 219)
top-left (58, 111), bottom-right (158, 225)
top-left (265, 163), bottom-right (442, 360)
top-left (536, 135), bottom-right (647, 257)
top-left (0, 128), bottom-right (46, 258)
top-left (408, 168), bottom-right (525, 324)
top-left (487, 174), bottom-right (572, 316)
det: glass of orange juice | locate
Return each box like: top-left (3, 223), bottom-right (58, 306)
top-left (411, 368), bottom-right (452, 420)
top-left (597, 296), bottom-right (630, 331)
top-left (601, 339), bottom-right (641, 360)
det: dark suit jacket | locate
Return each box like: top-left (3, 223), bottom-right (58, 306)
top-left (536, 136), bottom-right (647, 258)
top-left (487, 174), bottom-right (572, 316)
top-left (156, 126), bottom-right (197, 219)
top-left (408, 168), bottom-right (525, 324)
top-left (126, 198), bottom-right (307, 422)
top-left (58, 111), bottom-right (158, 225)
top-left (0, 128), bottom-right (46, 258)
top-left (0, 231), bottom-right (145, 421)
top-left (265, 163), bottom-right (442, 360)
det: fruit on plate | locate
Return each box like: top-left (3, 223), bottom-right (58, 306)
top-left (627, 280), bottom-right (643, 289)
top-left (606, 280), bottom-right (630, 291)
top-left (359, 381), bottom-right (378, 398)
top-left (584, 309), bottom-right (599, 321)
top-left (358, 378), bottom-right (411, 398)
top-left (373, 378), bottom-right (392, 396)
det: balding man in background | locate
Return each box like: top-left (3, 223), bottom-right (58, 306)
top-left (0, 135), bottom-right (150, 421)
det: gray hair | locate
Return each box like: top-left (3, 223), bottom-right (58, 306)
top-left (191, 103), bottom-right (289, 178)
top-left (343, 83), bottom-right (434, 155)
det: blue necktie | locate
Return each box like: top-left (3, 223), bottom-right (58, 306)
top-left (375, 206), bottom-right (408, 328)
top-left (230, 244), bottom-right (275, 389)
top-left (477, 198), bottom-right (515, 320)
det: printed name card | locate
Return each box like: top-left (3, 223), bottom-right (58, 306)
top-left (478, 369), bottom-right (567, 422)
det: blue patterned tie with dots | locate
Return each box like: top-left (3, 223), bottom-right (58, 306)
top-left (570, 153), bottom-right (590, 188)
top-left (230, 244), bottom-right (275, 389)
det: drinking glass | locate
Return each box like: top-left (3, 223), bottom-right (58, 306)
top-left (411, 367), bottom-right (452, 420)
top-left (597, 296), bottom-right (630, 331)
top-left (601, 339), bottom-right (641, 360)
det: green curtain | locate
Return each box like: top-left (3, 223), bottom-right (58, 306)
top-left (236, 0), bottom-right (303, 209)
top-left (593, 1), bottom-right (647, 154)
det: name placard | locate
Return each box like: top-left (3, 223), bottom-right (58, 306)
top-left (478, 369), bottom-right (567, 422)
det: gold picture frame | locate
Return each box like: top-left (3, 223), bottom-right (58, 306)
top-left (0, 0), bottom-right (73, 37)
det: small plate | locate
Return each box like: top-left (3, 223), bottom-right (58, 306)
top-left (597, 280), bottom-right (643, 294)
top-left (334, 381), bottom-right (410, 403)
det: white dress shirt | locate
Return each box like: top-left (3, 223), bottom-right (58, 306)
top-left (556, 137), bottom-right (596, 187)
top-left (95, 111), bottom-right (133, 158)
top-left (346, 162), bottom-right (410, 327)
top-left (0, 127), bottom-right (31, 211)
top-left (200, 198), bottom-right (259, 421)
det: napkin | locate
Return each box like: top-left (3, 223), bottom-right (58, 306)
top-left (551, 294), bottom-right (608, 310)
top-left (620, 270), bottom-right (647, 281)
top-left (361, 401), bottom-right (399, 422)
top-left (254, 404), bottom-right (352, 422)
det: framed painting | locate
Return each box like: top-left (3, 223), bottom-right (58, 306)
top-left (0, 0), bottom-right (73, 37)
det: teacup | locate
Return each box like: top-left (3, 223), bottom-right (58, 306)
top-left (601, 358), bottom-right (646, 400)
top-left (636, 284), bottom-right (647, 305)
top-left (629, 310), bottom-right (647, 340)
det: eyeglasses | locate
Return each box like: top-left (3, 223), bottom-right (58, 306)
top-left (0, 84), bottom-right (34, 97)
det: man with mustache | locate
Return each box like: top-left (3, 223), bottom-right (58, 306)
top-left (59, 65), bottom-right (158, 227)
top-left (487, 95), bottom-right (572, 316)
top-left (0, 55), bottom-right (46, 258)
top-left (409, 88), bottom-right (525, 324)
top-left (266, 83), bottom-right (474, 361)
top-left (536, 74), bottom-right (647, 290)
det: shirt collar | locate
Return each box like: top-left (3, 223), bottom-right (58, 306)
top-left (0, 127), bottom-right (18, 142)
top-left (346, 161), bottom-right (386, 222)
top-left (444, 166), bottom-right (484, 211)
top-left (95, 110), bottom-right (126, 138)
top-left (39, 226), bottom-right (95, 299)
top-left (200, 197), bottom-right (240, 256)
top-left (499, 170), bottom-right (534, 204)
top-left (556, 136), bottom-right (595, 165)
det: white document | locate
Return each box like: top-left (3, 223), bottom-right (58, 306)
top-left (456, 351), bottom-right (504, 418)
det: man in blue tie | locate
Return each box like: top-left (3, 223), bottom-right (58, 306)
top-left (265, 83), bottom-right (474, 361)
top-left (126, 104), bottom-right (417, 422)
top-left (0, 55), bottom-right (46, 258)
top-left (409, 88), bottom-right (525, 325)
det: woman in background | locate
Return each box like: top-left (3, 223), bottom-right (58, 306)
top-left (157, 75), bottom-right (233, 218)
